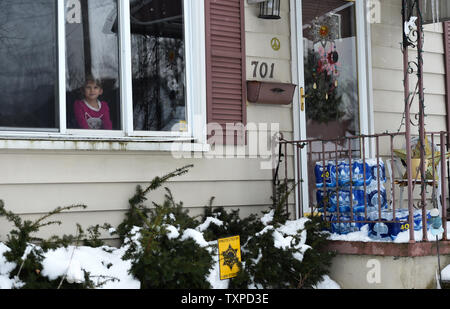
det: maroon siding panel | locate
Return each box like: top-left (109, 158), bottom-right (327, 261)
top-left (205, 0), bottom-right (247, 145)
top-left (444, 21), bottom-right (450, 144)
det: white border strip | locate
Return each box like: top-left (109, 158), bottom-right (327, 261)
top-left (58, 0), bottom-right (67, 134)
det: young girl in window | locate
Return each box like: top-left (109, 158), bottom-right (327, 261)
top-left (74, 77), bottom-right (113, 130)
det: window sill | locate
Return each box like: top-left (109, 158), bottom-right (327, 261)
top-left (0, 135), bottom-right (210, 153)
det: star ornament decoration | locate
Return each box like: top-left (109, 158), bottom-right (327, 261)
top-left (308, 14), bottom-right (340, 48)
top-left (222, 244), bottom-right (239, 271)
top-left (393, 137), bottom-right (450, 181)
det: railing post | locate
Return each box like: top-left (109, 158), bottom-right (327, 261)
top-left (284, 141), bottom-right (288, 215)
top-left (441, 132), bottom-right (448, 240)
top-left (390, 134), bottom-right (396, 220)
top-left (362, 136), bottom-right (368, 221)
top-left (296, 144), bottom-right (302, 217)
top-left (416, 4), bottom-right (428, 242)
top-left (402, 0), bottom-right (415, 243)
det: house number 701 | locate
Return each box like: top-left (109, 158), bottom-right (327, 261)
top-left (251, 61), bottom-right (275, 79)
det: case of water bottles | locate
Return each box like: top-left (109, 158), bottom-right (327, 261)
top-left (315, 158), bottom-right (433, 240)
top-left (315, 158), bottom-right (389, 235)
top-left (366, 209), bottom-right (431, 240)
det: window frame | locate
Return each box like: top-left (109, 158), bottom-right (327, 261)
top-left (0, 0), bottom-right (207, 146)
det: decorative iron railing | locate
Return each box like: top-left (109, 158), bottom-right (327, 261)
top-left (276, 131), bottom-right (448, 243)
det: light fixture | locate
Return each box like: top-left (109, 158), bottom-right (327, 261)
top-left (259, 0), bottom-right (281, 20)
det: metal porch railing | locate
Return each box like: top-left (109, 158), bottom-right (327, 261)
top-left (277, 131), bottom-right (449, 243)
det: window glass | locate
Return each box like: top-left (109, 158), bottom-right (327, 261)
top-left (0, 0), bottom-right (58, 130)
top-left (65, 0), bottom-right (121, 130)
top-left (301, 0), bottom-right (361, 207)
top-left (130, 0), bottom-right (187, 132)
top-left (303, 0), bottom-right (360, 139)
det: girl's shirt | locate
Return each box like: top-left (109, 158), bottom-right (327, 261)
top-left (74, 100), bottom-right (113, 130)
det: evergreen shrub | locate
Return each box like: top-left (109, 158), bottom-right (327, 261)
top-left (0, 165), bottom-right (335, 289)
top-left (0, 201), bottom-right (96, 289)
top-left (118, 165), bottom-right (215, 289)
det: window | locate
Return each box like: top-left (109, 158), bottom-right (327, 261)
top-left (65, 0), bottom-right (122, 131)
top-left (0, 1), bottom-right (58, 130)
top-left (130, 0), bottom-right (186, 132)
top-left (302, 0), bottom-right (360, 140)
top-left (0, 0), bottom-right (206, 142)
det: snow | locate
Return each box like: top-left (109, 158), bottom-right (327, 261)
top-left (277, 218), bottom-right (309, 235)
top-left (327, 225), bottom-right (374, 242)
top-left (325, 222), bottom-right (450, 243)
top-left (256, 225), bottom-right (274, 237)
top-left (312, 275), bottom-right (341, 289)
top-left (442, 265), bottom-right (450, 281)
top-left (0, 243), bottom-right (16, 289)
top-left (0, 213), bottom-right (340, 289)
top-left (165, 224), bottom-right (180, 240)
top-left (207, 248), bottom-right (230, 289)
top-left (0, 241), bottom-right (141, 289)
top-left (261, 210), bottom-right (274, 226)
top-left (180, 228), bottom-right (210, 249)
top-left (270, 218), bottom-right (312, 262)
top-left (39, 245), bottom-right (140, 288)
top-left (196, 217), bottom-right (224, 232)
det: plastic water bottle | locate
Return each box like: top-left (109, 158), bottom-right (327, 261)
top-left (368, 210), bottom-right (391, 240)
top-left (330, 214), bottom-right (353, 234)
top-left (368, 159), bottom-right (386, 184)
top-left (326, 161), bottom-right (337, 187)
top-left (337, 160), bottom-right (351, 187)
top-left (352, 160), bottom-right (372, 186)
top-left (315, 162), bottom-right (326, 188)
top-left (315, 161), bottom-right (336, 188)
top-left (367, 185), bottom-right (388, 209)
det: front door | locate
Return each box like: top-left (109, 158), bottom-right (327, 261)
top-left (292, 0), bottom-right (369, 216)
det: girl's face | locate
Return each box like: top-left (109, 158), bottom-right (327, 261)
top-left (84, 81), bottom-right (103, 101)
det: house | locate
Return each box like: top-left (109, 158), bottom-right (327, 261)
top-left (0, 0), bottom-right (277, 245)
top-left (0, 0), bottom-right (450, 289)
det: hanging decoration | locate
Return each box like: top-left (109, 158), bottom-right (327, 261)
top-left (303, 13), bottom-right (341, 116)
top-left (304, 47), bottom-right (343, 124)
top-left (306, 13), bottom-right (341, 93)
top-left (308, 15), bottom-right (340, 48)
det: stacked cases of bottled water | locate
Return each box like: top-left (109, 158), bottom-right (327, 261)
top-left (314, 158), bottom-right (388, 235)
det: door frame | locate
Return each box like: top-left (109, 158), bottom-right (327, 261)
top-left (290, 0), bottom-right (374, 219)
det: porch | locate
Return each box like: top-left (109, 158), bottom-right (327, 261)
top-left (276, 131), bottom-right (450, 288)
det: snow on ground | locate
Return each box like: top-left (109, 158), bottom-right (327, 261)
top-left (0, 240), bottom-right (238, 289)
top-left (0, 215), bottom-right (345, 289)
top-left (41, 245), bottom-right (140, 289)
top-left (326, 222), bottom-right (450, 243)
top-left (0, 243), bottom-right (16, 289)
top-left (442, 265), bottom-right (450, 281)
top-left (326, 221), bottom-right (450, 285)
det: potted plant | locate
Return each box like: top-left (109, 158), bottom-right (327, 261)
top-left (393, 136), bottom-right (450, 181)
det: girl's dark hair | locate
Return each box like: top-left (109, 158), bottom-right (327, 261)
top-left (84, 75), bottom-right (103, 88)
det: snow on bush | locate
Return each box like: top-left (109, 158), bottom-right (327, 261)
top-left (0, 165), bottom-right (337, 289)
top-left (0, 211), bottom-right (331, 289)
top-left (0, 240), bottom-right (140, 289)
top-left (256, 210), bottom-right (311, 262)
